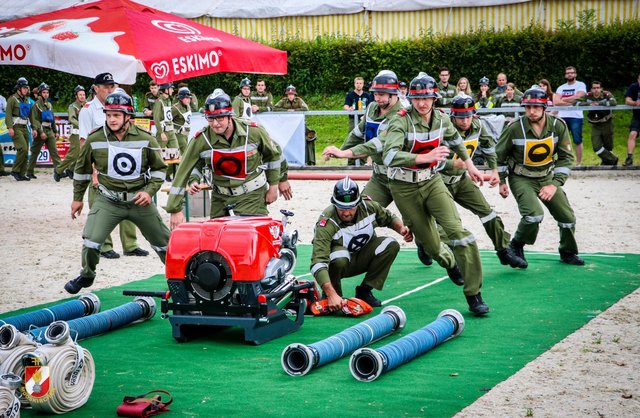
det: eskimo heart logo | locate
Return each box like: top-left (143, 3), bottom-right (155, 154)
top-left (151, 20), bottom-right (200, 35)
top-left (150, 61), bottom-right (170, 79)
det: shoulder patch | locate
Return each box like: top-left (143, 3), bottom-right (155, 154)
top-left (318, 218), bottom-right (328, 227)
top-left (438, 108), bottom-right (446, 113)
top-left (83, 103), bottom-right (91, 108)
top-left (250, 121), bottom-right (260, 127)
top-left (362, 195), bottom-right (372, 201)
top-left (193, 129), bottom-right (203, 139)
top-left (396, 108), bottom-right (408, 117)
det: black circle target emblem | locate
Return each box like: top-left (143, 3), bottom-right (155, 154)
top-left (347, 234), bottom-right (370, 252)
top-left (527, 143), bottom-right (551, 163)
top-left (215, 156), bottom-right (242, 176)
top-left (113, 153), bottom-right (136, 176)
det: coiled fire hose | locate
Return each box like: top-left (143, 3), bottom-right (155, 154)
top-left (22, 320), bottom-right (95, 414)
top-left (0, 325), bottom-right (38, 376)
top-left (0, 374), bottom-right (22, 418)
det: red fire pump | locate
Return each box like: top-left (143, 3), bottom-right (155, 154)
top-left (158, 210), bottom-right (315, 345)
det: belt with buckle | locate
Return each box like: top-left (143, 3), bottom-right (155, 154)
top-left (372, 163), bottom-right (388, 176)
top-left (97, 185), bottom-right (139, 202)
top-left (387, 167), bottom-right (435, 183)
top-left (214, 172), bottom-right (267, 196)
top-left (441, 172), bottom-right (466, 185)
top-left (509, 162), bottom-right (553, 178)
top-left (12, 118), bottom-right (28, 125)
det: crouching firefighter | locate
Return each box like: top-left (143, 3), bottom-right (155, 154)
top-left (65, 91), bottom-right (170, 294)
top-left (310, 177), bottom-right (413, 311)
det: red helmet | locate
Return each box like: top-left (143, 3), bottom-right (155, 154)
top-left (450, 94), bottom-right (476, 118)
top-left (521, 86), bottom-right (548, 108)
top-left (370, 71), bottom-right (399, 95)
top-left (408, 72), bottom-right (439, 99)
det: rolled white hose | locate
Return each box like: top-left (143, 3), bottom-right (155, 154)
top-left (22, 322), bottom-right (94, 414)
top-left (0, 386), bottom-right (20, 418)
top-left (0, 325), bottom-right (38, 376)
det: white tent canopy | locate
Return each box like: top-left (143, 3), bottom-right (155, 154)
top-left (1, 0), bottom-right (530, 21)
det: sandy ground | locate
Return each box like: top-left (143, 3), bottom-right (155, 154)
top-left (1, 168), bottom-right (639, 417)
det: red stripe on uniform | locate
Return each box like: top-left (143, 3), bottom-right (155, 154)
top-left (373, 83), bottom-right (399, 89)
top-left (451, 107), bottom-right (474, 113)
top-left (205, 107), bottom-right (233, 115)
top-left (409, 89), bottom-right (438, 94)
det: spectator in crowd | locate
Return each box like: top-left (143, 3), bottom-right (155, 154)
top-left (152, 82), bottom-right (179, 181)
top-left (491, 73), bottom-right (522, 102)
top-left (554, 66), bottom-right (587, 166)
top-left (538, 79), bottom-right (555, 109)
top-left (251, 79), bottom-right (273, 113)
top-left (274, 85), bottom-right (316, 165)
top-left (623, 73), bottom-right (640, 166)
top-left (176, 82), bottom-right (198, 112)
top-left (344, 76), bottom-right (373, 134)
top-left (0, 93), bottom-right (6, 113)
top-left (232, 78), bottom-right (254, 119)
top-left (475, 76), bottom-right (494, 110)
top-left (436, 66), bottom-right (456, 107)
top-left (27, 82), bottom-right (61, 179)
top-left (165, 89), bottom-right (286, 228)
top-left (79, 72), bottom-right (148, 259)
top-left (64, 90), bottom-right (169, 294)
top-left (310, 177), bottom-right (412, 309)
top-left (497, 86), bottom-right (584, 267)
top-left (142, 80), bottom-right (159, 117)
top-left (495, 83), bottom-right (523, 124)
top-left (398, 80), bottom-right (410, 108)
top-left (5, 77), bottom-right (37, 181)
top-left (379, 72), bottom-right (490, 316)
top-left (54, 85), bottom-right (86, 181)
top-left (29, 87), bottom-right (38, 104)
top-left (455, 77), bottom-right (472, 96)
top-left (578, 81), bottom-right (618, 166)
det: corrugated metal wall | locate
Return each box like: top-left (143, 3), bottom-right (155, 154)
top-left (192, 0), bottom-right (638, 42)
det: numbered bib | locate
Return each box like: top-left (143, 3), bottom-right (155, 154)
top-left (341, 220), bottom-right (374, 253)
top-left (181, 110), bottom-right (192, 128)
top-left (454, 132), bottom-right (479, 160)
top-left (163, 105), bottom-right (173, 122)
top-left (408, 132), bottom-right (441, 169)
top-left (242, 101), bottom-right (253, 119)
top-left (108, 144), bottom-right (143, 180)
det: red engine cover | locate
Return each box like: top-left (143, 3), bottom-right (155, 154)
top-left (165, 216), bottom-right (284, 282)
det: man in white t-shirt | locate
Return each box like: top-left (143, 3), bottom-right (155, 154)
top-left (553, 66), bottom-right (587, 165)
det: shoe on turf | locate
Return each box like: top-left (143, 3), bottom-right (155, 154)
top-left (64, 276), bottom-right (94, 294)
top-left (508, 239), bottom-right (528, 269)
top-left (100, 250), bottom-right (121, 259)
top-left (446, 264), bottom-right (465, 286)
top-left (466, 293), bottom-right (489, 316)
top-left (560, 252), bottom-right (585, 266)
top-left (124, 248), bottom-right (149, 257)
top-left (355, 285), bottom-right (382, 307)
top-left (416, 243), bottom-right (433, 266)
top-left (497, 247), bottom-right (527, 269)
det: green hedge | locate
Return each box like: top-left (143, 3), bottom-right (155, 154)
top-left (2, 19), bottom-right (639, 110)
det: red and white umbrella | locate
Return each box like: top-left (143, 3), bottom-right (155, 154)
top-left (0, 0), bottom-right (287, 84)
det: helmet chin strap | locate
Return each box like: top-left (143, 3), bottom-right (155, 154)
top-left (108, 114), bottom-right (130, 136)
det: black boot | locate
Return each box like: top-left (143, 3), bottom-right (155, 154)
top-left (466, 293), bottom-right (489, 316)
top-left (64, 276), bottom-right (94, 294)
top-left (508, 239), bottom-right (528, 269)
top-left (496, 247), bottom-right (527, 269)
top-left (446, 264), bottom-right (464, 286)
top-left (560, 251), bottom-right (585, 266)
top-left (416, 244), bottom-right (433, 266)
top-left (355, 285), bottom-right (381, 307)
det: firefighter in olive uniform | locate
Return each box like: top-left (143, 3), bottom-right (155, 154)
top-left (165, 89), bottom-right (285, 229)
top-left (27, 83), bottom-right (61, 178)
top-left (310, 177), bottom-right (413, 310)
top-left (232, 78), bottom-right (254, 119)
top-left (578, 81), bottom-right (619, 165)
top-left (64, 91), bottom-right (170, 294)
top-left (496, 86), bottom-right (584, 266)
top-left (379, 72), bottom-right (490, 316)
top-left (250, 79), bottom-right (274, 113)
top-left (324, 70), bottom-right (436, 267)
top-left (55, 85), bottom-right (86, 181)
top-left (444, 94), bottom-right (526, 268)
top-left (152, 82), bottom-right (178, 180)
top-left (142, 80), bottom-right (159, 117)
top-left (273, 85), bottom-right (316, 165)
top-left (171, 87), bottom-right (192, 155)
top-left (5, 77), bottom-right (37, 181)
